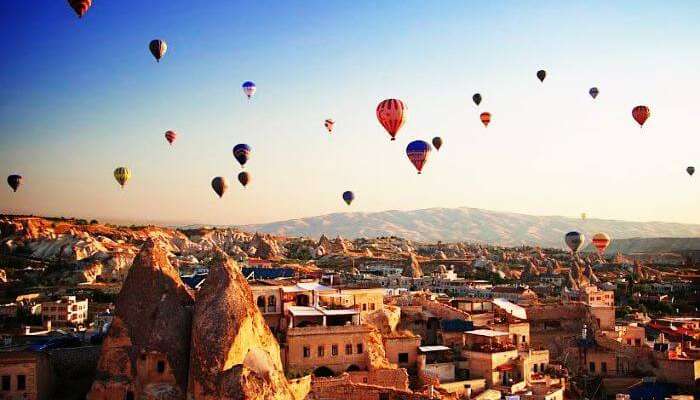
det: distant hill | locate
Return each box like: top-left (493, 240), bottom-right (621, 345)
top-left (241, 207), bottom-right (700, 248)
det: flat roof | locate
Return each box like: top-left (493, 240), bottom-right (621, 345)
top-left (466, 329), bottom-right (509, 338)
top-left (419, 345), bottom-right (451, 352)
top-left (288, 306), bottom-right (324, 317)
top-left (320, 308), bottom-right (359, 316)
top-left (492, 298), bottom-right (527, 320)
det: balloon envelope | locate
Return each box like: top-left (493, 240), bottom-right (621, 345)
top-left (342, 191), bottom-right (354, 205)
top-left (472, 93), bottom-right (482, 106)
top-left (406, 140), bottom-right (431, 174)
top-left (238, 171), bottom-right (250, 187)
top-left (632, 105), bottom-right (650, 127)
top-left (565, 231), bottom-right (585, 253)
top-left (165, 130), bottom-right (177, 145)
top-left (233, 144), bottom-right (252, 167)
top-left (480, 112), bottom-right (491, 127)
top-left (68, 0), bottom-right (91, 18)
top-left (688, 166), bottom-right (695, 176)
top-left (591, 232), bottom-right (611, 255)
top-left (581, 213), bottom-right (587, 220)
top-left (242, 81), bottom-right (256, 99)
top-left (149, 39), bottom-right (167, 62)
top-left (7, 175), bottom-right (22, 192)
top-left (376, 99), bottom-right (406, 140)
top-left (211, 177), bottom-right (228, 198)
top-left (113, 167), bottom-right (131, 188)
top-left (432, 137), bottom-right (443, 151)
top-left (537, 70), bottom-right (546, 82)
top-left (324, 119), bottom-right (334, 133)
top-left (589, 87), bottom-right (599, 99)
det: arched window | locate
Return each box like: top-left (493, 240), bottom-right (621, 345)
top-left (257, 296), bottom-right (266, 312)
top-left (267, 296), bottom-right (276, 312)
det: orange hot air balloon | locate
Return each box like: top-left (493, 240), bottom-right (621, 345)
top-left (164, 130), bottom-right (177, 145)
top-left (632, 105), bottom-right (650, 127)
top-left (376, 99), bottom-right (406, 140)
top-left (591, 233), bottom-right (611, 255)
top-left (480, 112), bottom-right (491, 127)
top-left (68, 0), bottom-right (92, 18)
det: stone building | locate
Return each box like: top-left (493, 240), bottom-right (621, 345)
top-left (0, 350), bottom-right (52, 400)
top-left (40, 295), bottom-right (88, 326)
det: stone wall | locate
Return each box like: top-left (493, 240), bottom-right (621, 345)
top-left (310, 373), bottom-right (433, 400)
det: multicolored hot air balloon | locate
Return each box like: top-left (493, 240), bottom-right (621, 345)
top-left (342, 191), bottom-right (354, 205)
top-left (238, 171), bottom-right (250, 188)
top-left (480, 112), bottom-right (491, 127)
top-left (406, 140), bottom-right (431, 174)
top-left (233, 144), bottom-right (251, 168)
top-left (149, 39), bottom-right (167, 62)
top-left (537, 70), bottom-right (547, 82)
top-left (632, 105), bottom-right (650, 127)
top-left (164, 130), bottom-right (177, 145)
top-left (211, 177), bottom-right (228, 198)
top-left (688, 166), bottom-right (695, 176)
top-left (564, 231), bottom-right (585, 254)
top-left (591, 233), bottom-right (611, 255)
top-left (242, 81), bottom-right (256, 99)
top-left (324, 119), bottom-right (334, 134)
top-left (472, 93), bottom-right (482, 106)
top-left (589, 87), bottom-right (599, 99)
top-left (67, 0), bottom-right (91, 18)
top-left (113, 167), bottom-right (131, 189)
top-left (7, 175), bottom-right (22, 192)
top-left (432, 137), bottom-right (443, 151)
top-left (376, 99), bottom-right (406, 141)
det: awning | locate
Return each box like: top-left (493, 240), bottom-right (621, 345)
top-left (496, 364), bottom-right (514, 372)
top-left (419, 345), bottom-right (451, 353)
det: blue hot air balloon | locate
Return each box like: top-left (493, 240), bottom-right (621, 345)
top-left (242, 81), bottom-right (256, 99)
top-left (342, 191), bottom-right (354, 205)
top-left (406, 140), bottom-right (432, 174)
top-left (233, 144), bottom-right (252, 167)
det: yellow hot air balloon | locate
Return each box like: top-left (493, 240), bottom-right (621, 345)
top-left (581, 213), bottom-right (587, 220)
top-left (114, 167), bottom-right (131, 189)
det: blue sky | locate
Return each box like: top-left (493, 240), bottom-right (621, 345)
top-left (1, 1), bottom-right (699, 225)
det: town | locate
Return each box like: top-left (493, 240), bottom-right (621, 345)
top-left (0, 216), bottom-right (698, 399)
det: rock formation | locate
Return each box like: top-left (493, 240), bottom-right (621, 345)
top-left (250, 233), bottom-right (283, 260)
top-left (404, 253), bottom-right (423, 278)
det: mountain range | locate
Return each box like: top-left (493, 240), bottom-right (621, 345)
top-left (241, 207), bottom-right (700, 249)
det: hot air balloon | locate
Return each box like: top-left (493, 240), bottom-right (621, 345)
top-left (589, 87), bottom-right (599, 99)
top-left (324, 119), bottom-right (334, 134)
top-left (242, 81), bottom-right (256, 99)
top-left (211, 177), bottom-right (228, 198)
top-left (564, 231), bottom-right (585, 254)
top-left (480, 112), bottom-right (491, 127)
top-left (376, 99), bottom-right (406, 141)
top-left (406, 140), bottom-right (431, 174)
top-left (432, 137), bottom-right (443, 151)
top-left (67, 0), bottom-right (91, 18)
top-left (537, 70), bottom-right (546, 82)
top-left (164, 130), bottom-right (177, 145)
top-left (632, 105), bottom-right (650, 127)
top-left (238, 171), bottom-right (250, 188)
top-left (233, 144), bottom-right (251, 168)
top-left (7, 175), bottom-right (22, 192)
top-left (472, 93), bottom-right (482, 106)
top-left (581, 213), bottom-right (587, 221)
top-left (591, 233), bottom-right (611, 255)
top-left (149, 39), bottom-right (167, 62)
top-left (342, 191), bottom-right (354, 205)
top-left (688, 166), bottom-right (695, 176)
top-left (113, 167), bottom-right (131, 189)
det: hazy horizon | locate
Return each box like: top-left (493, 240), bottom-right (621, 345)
top-left (2, 1), bottom-right (699, 226)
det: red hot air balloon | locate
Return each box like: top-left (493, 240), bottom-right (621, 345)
top-left (591, 233), bottom-right (611, 255)
top-left (68, 0), bottom-right (92, 18)
top-left (376, 99), bottom-right (406, 140)
top-left (164, 130), bottom-right (177, 145)
top-left (406, 140), bottom-right (431, 174)
top-left (480, 112), bottom-right (491, 127)
top-left (632, 105), bottom-right (650, 127)
top-left (324, 119), bottom-right (334, 134)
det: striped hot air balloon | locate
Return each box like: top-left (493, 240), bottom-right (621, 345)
top-left (233, 144), bottom-right (251, 168)
top-left (149, 39), bottom-right (167, 62)
top-left (480, 112), bottom-right (491, 127)
top-left (113, 167), bottom-right (131, 189)
top-left (376, 99), bottom-right (406, 140)
top-left (632, 105), bottom-right (650, 127)
top-left (164, 130), bottom-right (177, 145)
top-left (591, 233), bottom-right (611, 255)
top-left (406, 140), bottom-right (431, 174)
top-left (67, 0), bottom-right (92, 18)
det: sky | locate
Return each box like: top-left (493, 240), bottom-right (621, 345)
top-left (1, 1), bottom-right (699, 226)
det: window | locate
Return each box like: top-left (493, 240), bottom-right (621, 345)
top-left (356, 343), bottom-right (363, 354)
top-left (126, 391), bottom-right (135, 400)
top-left (1, 375), bottom-right (9, 391)
top-left (540, 363), bottom-right (545, 372)
top-left (303, 346), bottom-right (310, 358)
top-left (398, 353), bottom-right (409, 363)
top-left (533, 364), bottom-right (538, 373)
top-left (17, 375), bottom-right (26, 390)
top-left (522, 335), bottom-right (526, 343)
top-left (627, 339), bottom-right (632, 345)
top-left (257, 296), bottom-right (266, 312)
top-left (332, 345), bottom-right (338, 356)
top-left (317, 346), bottom-right (324, 357)
top-left (601, 362), bottom-right (607, 373)
top-left (362, 304), bottom-right (367, 311)
top-left (370, 303), bottom-right (375, 311)
top-left (589, 362), bottom-right (595, 373)
top-left (345, 344), bottom-right (353, 355)
top-left (157, 360), bottom-right (165, 374)
top-left (267, 296), bottom-right (276, 312)
top-left (635, 339), bottom-right (641, 346)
